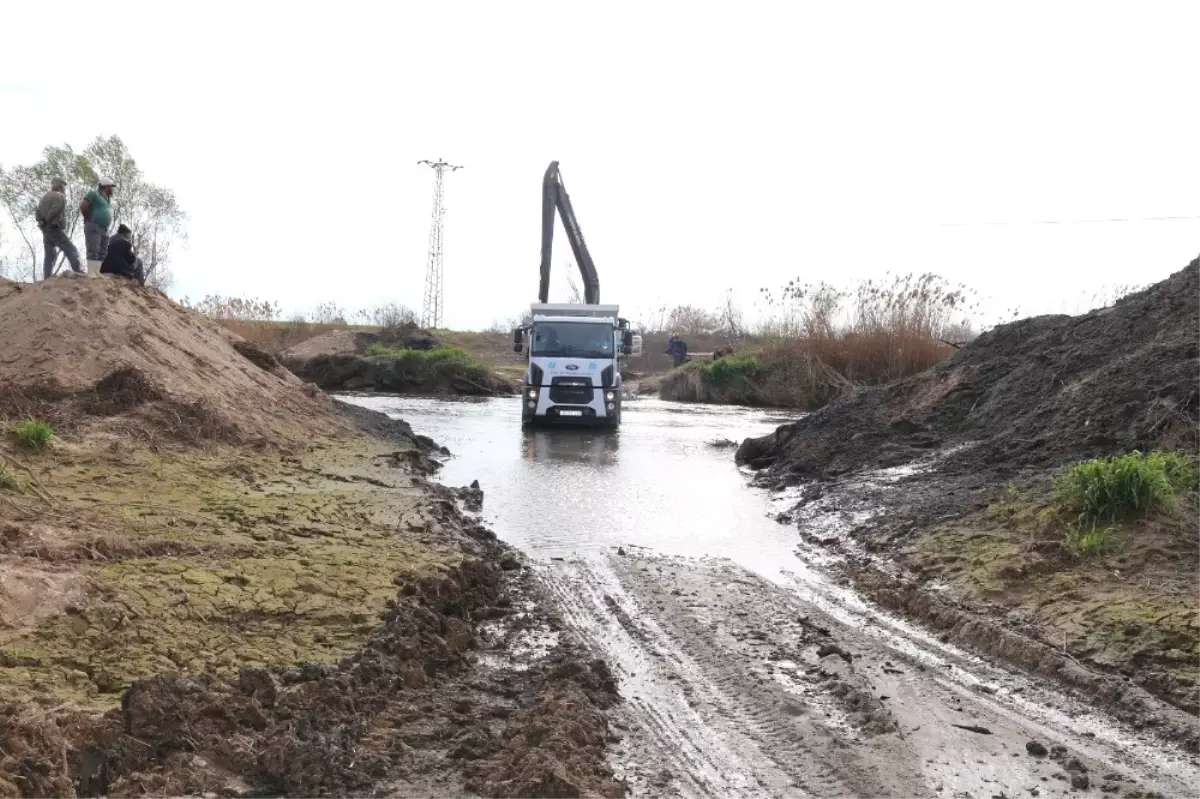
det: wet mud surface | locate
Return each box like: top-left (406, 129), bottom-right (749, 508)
top-left (543, 552), bottom-right (1194, 798)
top-left (347, 395), bottom-right (1199, 797)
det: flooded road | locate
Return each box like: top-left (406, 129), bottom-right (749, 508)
top-left (344, 395), bottom-right (801, 565)
top-left (344, 394), bottom-right (1196, 798)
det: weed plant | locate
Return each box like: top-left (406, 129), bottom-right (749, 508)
top-left (1055, 450), bottom-right (1196, 524)
top-left (10, 418), bottom-right (52, 450)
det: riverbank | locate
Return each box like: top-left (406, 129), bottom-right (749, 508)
top-left (278, 326), bottom-right (515, 396)
top-left (0, 277), bottom-right (620, 797)
top-left (737, 259), bottom-right (1200, 744)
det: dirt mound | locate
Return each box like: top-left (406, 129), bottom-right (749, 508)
top-left (278, 324), bottom-right (441, 363)
top-left (0, 277), bottom-right (346, 448)
top-left (738, 258), bottom-right (1199, 478)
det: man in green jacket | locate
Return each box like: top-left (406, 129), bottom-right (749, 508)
top-left (35, 177), bottom-right (83, 279)
top-left (80, 176), bottom-right (116, 277)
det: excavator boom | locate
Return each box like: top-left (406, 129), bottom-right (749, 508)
top-left (539, 161), bottom-right (600, 304)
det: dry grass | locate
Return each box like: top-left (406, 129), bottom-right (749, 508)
top-left (657, 273), bottom-right (976, 408)
top-left (758, 271), bottom-right (975, 381)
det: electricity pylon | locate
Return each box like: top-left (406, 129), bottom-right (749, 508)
top-left (418, 158), bottom-right (462, 329)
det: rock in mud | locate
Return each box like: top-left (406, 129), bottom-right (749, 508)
top-left (1072, 772), bottom-right (1091, 790)
top-left (1026, 740), bottom-right (1049, 757)
top-left (455, 479), bottom-right (485, 512)
top-left (816, 643), bottom-right (854, 663)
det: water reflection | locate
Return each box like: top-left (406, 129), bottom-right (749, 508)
top-left (340, 395), bottom-right (801, 561)
top-left (520, 428), bottom-right (620, 465)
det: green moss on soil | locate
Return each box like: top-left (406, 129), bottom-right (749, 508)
top-left (0, 438), bottom-right (456, 708)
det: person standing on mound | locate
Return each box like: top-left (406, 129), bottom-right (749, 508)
top-left (80, 176), bottom-right (116, 276)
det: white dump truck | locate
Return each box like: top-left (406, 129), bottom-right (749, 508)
top-left (512, 162), bottom-right (641, 428)
top-left (514, 302), bottom-right (641, 427)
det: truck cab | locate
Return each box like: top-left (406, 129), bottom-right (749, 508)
top-left (513, 303), bottom-right (641, 428)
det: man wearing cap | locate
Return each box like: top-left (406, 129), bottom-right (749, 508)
top-left (35, 177), bottom-right (83, 279)
top-left (100, 224), bottom-right (145, 286)
top-left (80, 176), bottom-right (116, 276)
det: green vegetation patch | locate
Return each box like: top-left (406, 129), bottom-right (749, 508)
top-left (1064, 523), bottom-right (1121, 557)
top-left (0, 461), bottom-right (19, 491)
top-left (0, 444), bottom-right (459, 706)
top-left (1054, 450), bottom-right (1196, 525)
top-left (700, 354), bottom-right (763, 386)
top-left (9, 418), bottom-right (53, 450)
top-left (365, 344), bottom-right (493, 389)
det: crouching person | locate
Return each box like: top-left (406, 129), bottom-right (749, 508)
top-left (99, 224), bottom-right (146, 285)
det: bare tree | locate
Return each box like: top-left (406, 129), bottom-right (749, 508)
top-left (718, 288), bottom-right (745, 339)
top-left (665, 304), bottom-right (721, 335)
top-left (82, 136), bottom-right (186, 290)
top-left (0, 136), bottom-right (186, 288)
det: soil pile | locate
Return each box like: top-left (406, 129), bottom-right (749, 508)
top-left (736, 258), bottom-right (1200, 729)
top-left (280, 324), bottom-right (514, 396)
top-left (738, 258), bottom-right (1199, 479)
top-left (0, 276), bottom-right (346, 448)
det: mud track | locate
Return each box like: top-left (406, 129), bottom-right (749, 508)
top-left (542, 551), bottom-right (1195, 798)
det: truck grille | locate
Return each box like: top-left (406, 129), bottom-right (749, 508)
top-left (549, 376), bottom-right (594, 404)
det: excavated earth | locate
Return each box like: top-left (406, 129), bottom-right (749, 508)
top-left (0, 277), bottom-right (618, 798)
top-left (736, 259), bottom-right (1200, 748)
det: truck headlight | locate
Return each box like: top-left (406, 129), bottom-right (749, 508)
top-left (607, 402), bottom-right (615, 410)
top-left (605, 391), bottom-right (615, 401)
top-left (527, 400), bottom-right (536, 409)
top-left (527, 388), bottom-right (538, 399)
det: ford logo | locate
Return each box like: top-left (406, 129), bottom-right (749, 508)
top-left (565, 364), bottom-right (579, 371)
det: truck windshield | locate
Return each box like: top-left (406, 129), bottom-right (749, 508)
top-left (531, 322), bottom-right (614, 359)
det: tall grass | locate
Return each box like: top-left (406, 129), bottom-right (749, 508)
top-left (660, 272), bottom-right (977, 408)
top-left (757, 272), bottom-right (976, 385)
top-left (1054, 450), bottom-right (1196, 524)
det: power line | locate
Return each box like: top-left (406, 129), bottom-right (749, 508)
top-left (418, 158), bottom-right (463, 330)
top-left (939, 215), bottom-right (1200, 227)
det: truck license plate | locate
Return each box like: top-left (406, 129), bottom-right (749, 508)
top-left (558, 410), bottom-right (583, 417)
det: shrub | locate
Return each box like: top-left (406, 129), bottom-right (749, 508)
top-left (11, 418), bottom-right (53, 450)
top-left (1054, 450), bottom-right (1196, 524)
top-left (366, 344), bottom-right (490, 388)
top-left (700, 354), bottom-right (761, 386)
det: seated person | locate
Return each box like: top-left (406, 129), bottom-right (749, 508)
top-left (99, 224), bottom-right (145, 285)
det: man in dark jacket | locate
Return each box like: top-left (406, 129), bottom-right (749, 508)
top-left (666, 334), bottom-right (688, 368)
top-left (99, 224), bottom-right (145, 285)
top-left (36, 177), bottom-right (83, 278)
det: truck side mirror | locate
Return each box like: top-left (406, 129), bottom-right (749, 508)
top-left (621, 330), bottom-right (634, 356)
top-left (512, 328), bottom-right (523, 353)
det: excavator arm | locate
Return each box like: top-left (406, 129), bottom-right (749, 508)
top-left (539, 161), bottom-right (600, 304)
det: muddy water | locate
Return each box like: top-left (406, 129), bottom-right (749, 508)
top-left (343, 394), bottom-right (803, 565)
top-left (342, 394), bottom-right (1198, 798)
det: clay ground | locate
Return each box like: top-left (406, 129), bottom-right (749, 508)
top-left (0, 404), bottom-right (621, 798)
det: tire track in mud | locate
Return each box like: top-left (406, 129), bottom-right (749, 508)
top-left (542, 558), bottom-right (773, 797)
top-left (540, 552), bottom-right (1198, 799)
top-left (538, 556), bottom-right (924, 798)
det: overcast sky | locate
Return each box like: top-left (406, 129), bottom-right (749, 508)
top-left (2, 0), bottom-right (1197, 330)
